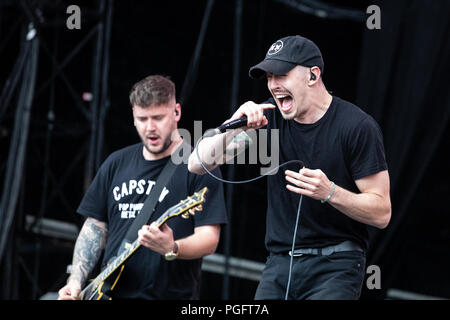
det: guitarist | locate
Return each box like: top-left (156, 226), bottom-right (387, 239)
top-left (58, 75), bottom-right (227, 300)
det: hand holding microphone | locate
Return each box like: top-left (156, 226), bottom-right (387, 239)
top-left (203, 102), bottom-right (275, 137)
top-left (203, 116), bottom-right (249, 138)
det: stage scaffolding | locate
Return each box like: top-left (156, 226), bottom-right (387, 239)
top-left (0, 0), bottom-right (113, 299)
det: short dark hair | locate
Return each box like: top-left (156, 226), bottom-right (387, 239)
top-left (129, 75), bottom-right (175, 107)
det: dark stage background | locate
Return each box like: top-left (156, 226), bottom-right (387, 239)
top-left (0, 0), bottom-right (449, 300)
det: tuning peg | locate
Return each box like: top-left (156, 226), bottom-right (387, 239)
top-left (196, 204), bottom-right (203, 211)
top-left (182, 211), bottom-right (190, 219)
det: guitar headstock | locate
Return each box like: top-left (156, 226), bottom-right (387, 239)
top-left (157, 187), bottom-right (208, 226)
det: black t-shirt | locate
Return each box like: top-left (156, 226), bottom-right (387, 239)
top-left (77, 142), bottom-right (227, 299)
top-left (263, 96), bottom-right (387, 253)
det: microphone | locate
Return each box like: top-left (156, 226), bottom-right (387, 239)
top-left (203, 116), bottom-right (248, 138)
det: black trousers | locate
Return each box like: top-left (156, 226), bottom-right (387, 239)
top-left (254, 250), bottom-right (366, 300)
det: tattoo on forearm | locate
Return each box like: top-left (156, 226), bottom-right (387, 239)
top-left (68, 218), bottom-right (108, 285)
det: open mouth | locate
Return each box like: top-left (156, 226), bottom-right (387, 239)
top-left (274, 93), bottom-right (293, 113)
top-left (147, 135), bottom-right (160, 145)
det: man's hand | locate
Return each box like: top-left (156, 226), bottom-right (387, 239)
top-left (57, 279), bottom-right (82, 300)
top-left (188, 101), bottom-right (275, 175)
top-left (228, 101), bottom-right (275, 130)
top-left (285, 167), bottom-right (333, 201)
top-left (138, 222), bottom-right (174, 255)
top-left (286, 168), bottom-right (392, 229)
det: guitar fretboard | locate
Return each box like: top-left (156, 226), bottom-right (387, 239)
top-left (80, 187), bottom-right (207, 299)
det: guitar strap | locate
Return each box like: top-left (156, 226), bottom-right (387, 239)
top-left (118, 143), bottom-right (184, 254)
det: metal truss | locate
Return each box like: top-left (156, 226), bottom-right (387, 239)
top-left (0, 0), bottom-right (113, 299)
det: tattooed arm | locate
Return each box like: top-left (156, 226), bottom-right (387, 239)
top-left (57, 217), bottom-right (108, 300)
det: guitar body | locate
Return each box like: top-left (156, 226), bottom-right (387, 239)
top-left (84, 265), bottom-right (125, 300)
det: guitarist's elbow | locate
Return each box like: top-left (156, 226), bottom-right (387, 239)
top-left (203, 225), bottom-right (221, 257)
top-left (206, 240), bottom-right (219, 256)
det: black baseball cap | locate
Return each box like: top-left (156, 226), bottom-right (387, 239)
top-left (249, 35), bottom-right (324, 79)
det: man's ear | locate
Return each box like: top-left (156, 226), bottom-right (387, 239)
top-left (174, 103), bottom-right (181, 120)
top-left (309, 66), bottom-right (321, 85)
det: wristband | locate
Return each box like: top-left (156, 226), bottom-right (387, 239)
top-left (321, 181), bottom-right (335, 203)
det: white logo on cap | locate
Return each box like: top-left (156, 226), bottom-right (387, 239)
top-left (268, 40), bottom-right (283, 55)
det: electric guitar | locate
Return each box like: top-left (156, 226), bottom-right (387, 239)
top-left (79, 187), bottom-right (208, 300)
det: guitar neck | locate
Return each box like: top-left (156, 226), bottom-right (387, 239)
top-left (80, 211), bottom-right (173, 299)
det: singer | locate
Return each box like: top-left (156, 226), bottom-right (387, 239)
top-left (189, 35), bottom-right (391, 300)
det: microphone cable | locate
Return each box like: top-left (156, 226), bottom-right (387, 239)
top-left (285, 194), bottom-right (303, 300)
top-left (194, 133), bottom-right (304, 300)
top-left (194, 135), bottom-right (304, 184)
